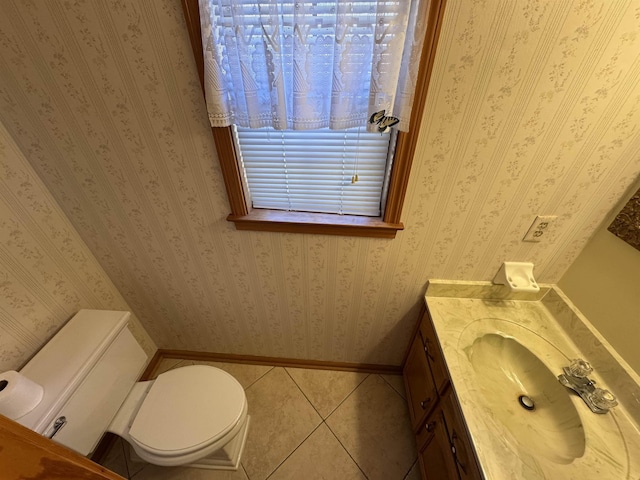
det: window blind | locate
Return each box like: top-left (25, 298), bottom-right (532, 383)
top-left (234, 127), bottom-right (393, 217)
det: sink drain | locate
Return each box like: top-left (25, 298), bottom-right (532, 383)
top-left (518, 395), bottom-right (535, 411)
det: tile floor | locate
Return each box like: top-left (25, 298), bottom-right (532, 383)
top-left (100, 358), bottom-right (419, 480)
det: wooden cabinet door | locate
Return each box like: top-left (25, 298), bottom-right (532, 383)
top-left (442, 392), bottom-right (483, 480)
top-left (418, 409), bottom-right (459, 480)
top-left (403, 335), bottom-right (438, 428)
top-left (419, 309), bottom-right (449, 395)
top-left (0, 414), bottom-right (124, 480)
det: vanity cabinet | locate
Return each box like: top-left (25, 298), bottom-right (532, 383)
top-left (404, 335), bottom-right (438, 427)
top-left (403, 304), bottom-right (482, 480)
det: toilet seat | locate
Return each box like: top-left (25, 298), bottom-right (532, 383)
top-left (128, 365), bottom-right (246, 458)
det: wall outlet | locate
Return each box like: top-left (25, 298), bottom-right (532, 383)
top-left (523, 215), bottom-right (557, 242)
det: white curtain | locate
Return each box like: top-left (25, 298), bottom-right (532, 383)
top-left (199, 0), bottom-right (429, 131)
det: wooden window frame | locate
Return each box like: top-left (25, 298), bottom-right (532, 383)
top-left (181, 0), bottom-right (446, 239)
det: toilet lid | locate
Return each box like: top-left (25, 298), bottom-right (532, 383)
top-left (129, 365), bottom-right (246, 455)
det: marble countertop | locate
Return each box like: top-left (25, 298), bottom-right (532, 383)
top-left (424, 280), bottom-right (640, 480)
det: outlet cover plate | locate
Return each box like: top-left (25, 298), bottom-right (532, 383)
top-left (523, 215), bottom-right (557, 242)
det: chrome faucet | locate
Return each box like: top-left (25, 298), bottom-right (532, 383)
top-left (558, 359), bottom-right (618, 414)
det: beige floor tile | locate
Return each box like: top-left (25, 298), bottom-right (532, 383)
top-left (132, 464), bottom-right (248, 480)
top-left (107, 359), bottom-right (415, 480)
top-left (326, 375), bottom-right (417, 480)
top-left (242, 367), bottom-right (322, 480)
top-left (180, 360), bottom-right (273, 389)
top-left (381, 373), bottom-right (407, 400)
top-left (269, 424), bottom-right (366, 480)
top-left (101, 438), bottom-right (130, 479)
top-left (285, 368), bottom-right (368, 418)
top-left (403, 461), bottom-right (421, 480)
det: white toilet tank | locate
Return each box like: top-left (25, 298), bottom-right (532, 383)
top-left (17, 309), bottom-right (148, 455)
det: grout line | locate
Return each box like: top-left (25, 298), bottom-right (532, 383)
top-left (379, 373), bottom-right (406, 401)
top-left (282, 367), bottom-right (327, 419)
top-left (124, 446), bottom-right (149, 479)
top-left (325, 374), bottom-right (415, 479)
top-left (130, 361), bottom-right (414, 479)
top-left (129, 459), bottom-right (151, 480)
top-left (118, 438), bottom-right (132, 480)
top-left (323, 373), bottom-right (371, 421)
top-left (265, 367), bottom-right (370, 479)
top-left (263, 422), bottom-right (324, 480)
top-left (324, 420), bottom-right (369, 480)
top-left (401, 459), bottom-right (419, 480)
top-left (284, 367), bottom-right (371, 420)
top-left (321, 374), bottom-right (373, 479)
top-left (243, 365), bottom-right (275, 391)
top-left (129, 467), bottom-right (142, 480)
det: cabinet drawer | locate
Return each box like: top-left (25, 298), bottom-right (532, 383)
top-left (419, 309), bottom-right (449, 395)
top-left (403, 336), bottom-right (438, 428)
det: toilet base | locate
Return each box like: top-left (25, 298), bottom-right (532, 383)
top-left (128, 415), bottom-right (250, 471)
top-left (189, 414), bottom-right (250, 470)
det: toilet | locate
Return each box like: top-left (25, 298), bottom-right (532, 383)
top-left (8, 310), bottom-right (249, 470)
top-left (108, 365), bottom-right (249, 469)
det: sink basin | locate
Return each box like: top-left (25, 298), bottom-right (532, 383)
top-left (465, 333), bottom-right (586, 464)
top-left (425, 290), bottom-right (638, 480)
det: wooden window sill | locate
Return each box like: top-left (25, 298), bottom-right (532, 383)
top-left (228, 209), bottom-right (404, 238)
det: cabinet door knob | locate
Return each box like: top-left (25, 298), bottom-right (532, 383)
top-left (423, 340), bottom-right (435, 361)
top-left (451, 431), bottom-right (468, 473)
top-left (420, 398), bottom-right (432, 409)
top-left (425, 421), bottom-right (436, 432)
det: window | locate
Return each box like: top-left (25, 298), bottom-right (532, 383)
top-left (234, 126), bottom-right (395, 216)
top-left (181, 0), bottom-right (446, 238)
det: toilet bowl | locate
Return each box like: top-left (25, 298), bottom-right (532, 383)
top-left (8, 310), bottom-right (249, 472)
top-left (108, 365), bottom-right (250, 469)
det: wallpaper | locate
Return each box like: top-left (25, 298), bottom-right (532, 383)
top-left (0, 120), bottom-right (156, 371)
top-left (0, 0), bottom-right (639, 365)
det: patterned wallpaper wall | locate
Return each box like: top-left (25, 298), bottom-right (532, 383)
top-left (0, 0), bottom-right (639, 365)
top-left (0, 121), bottom-right (156, 371)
